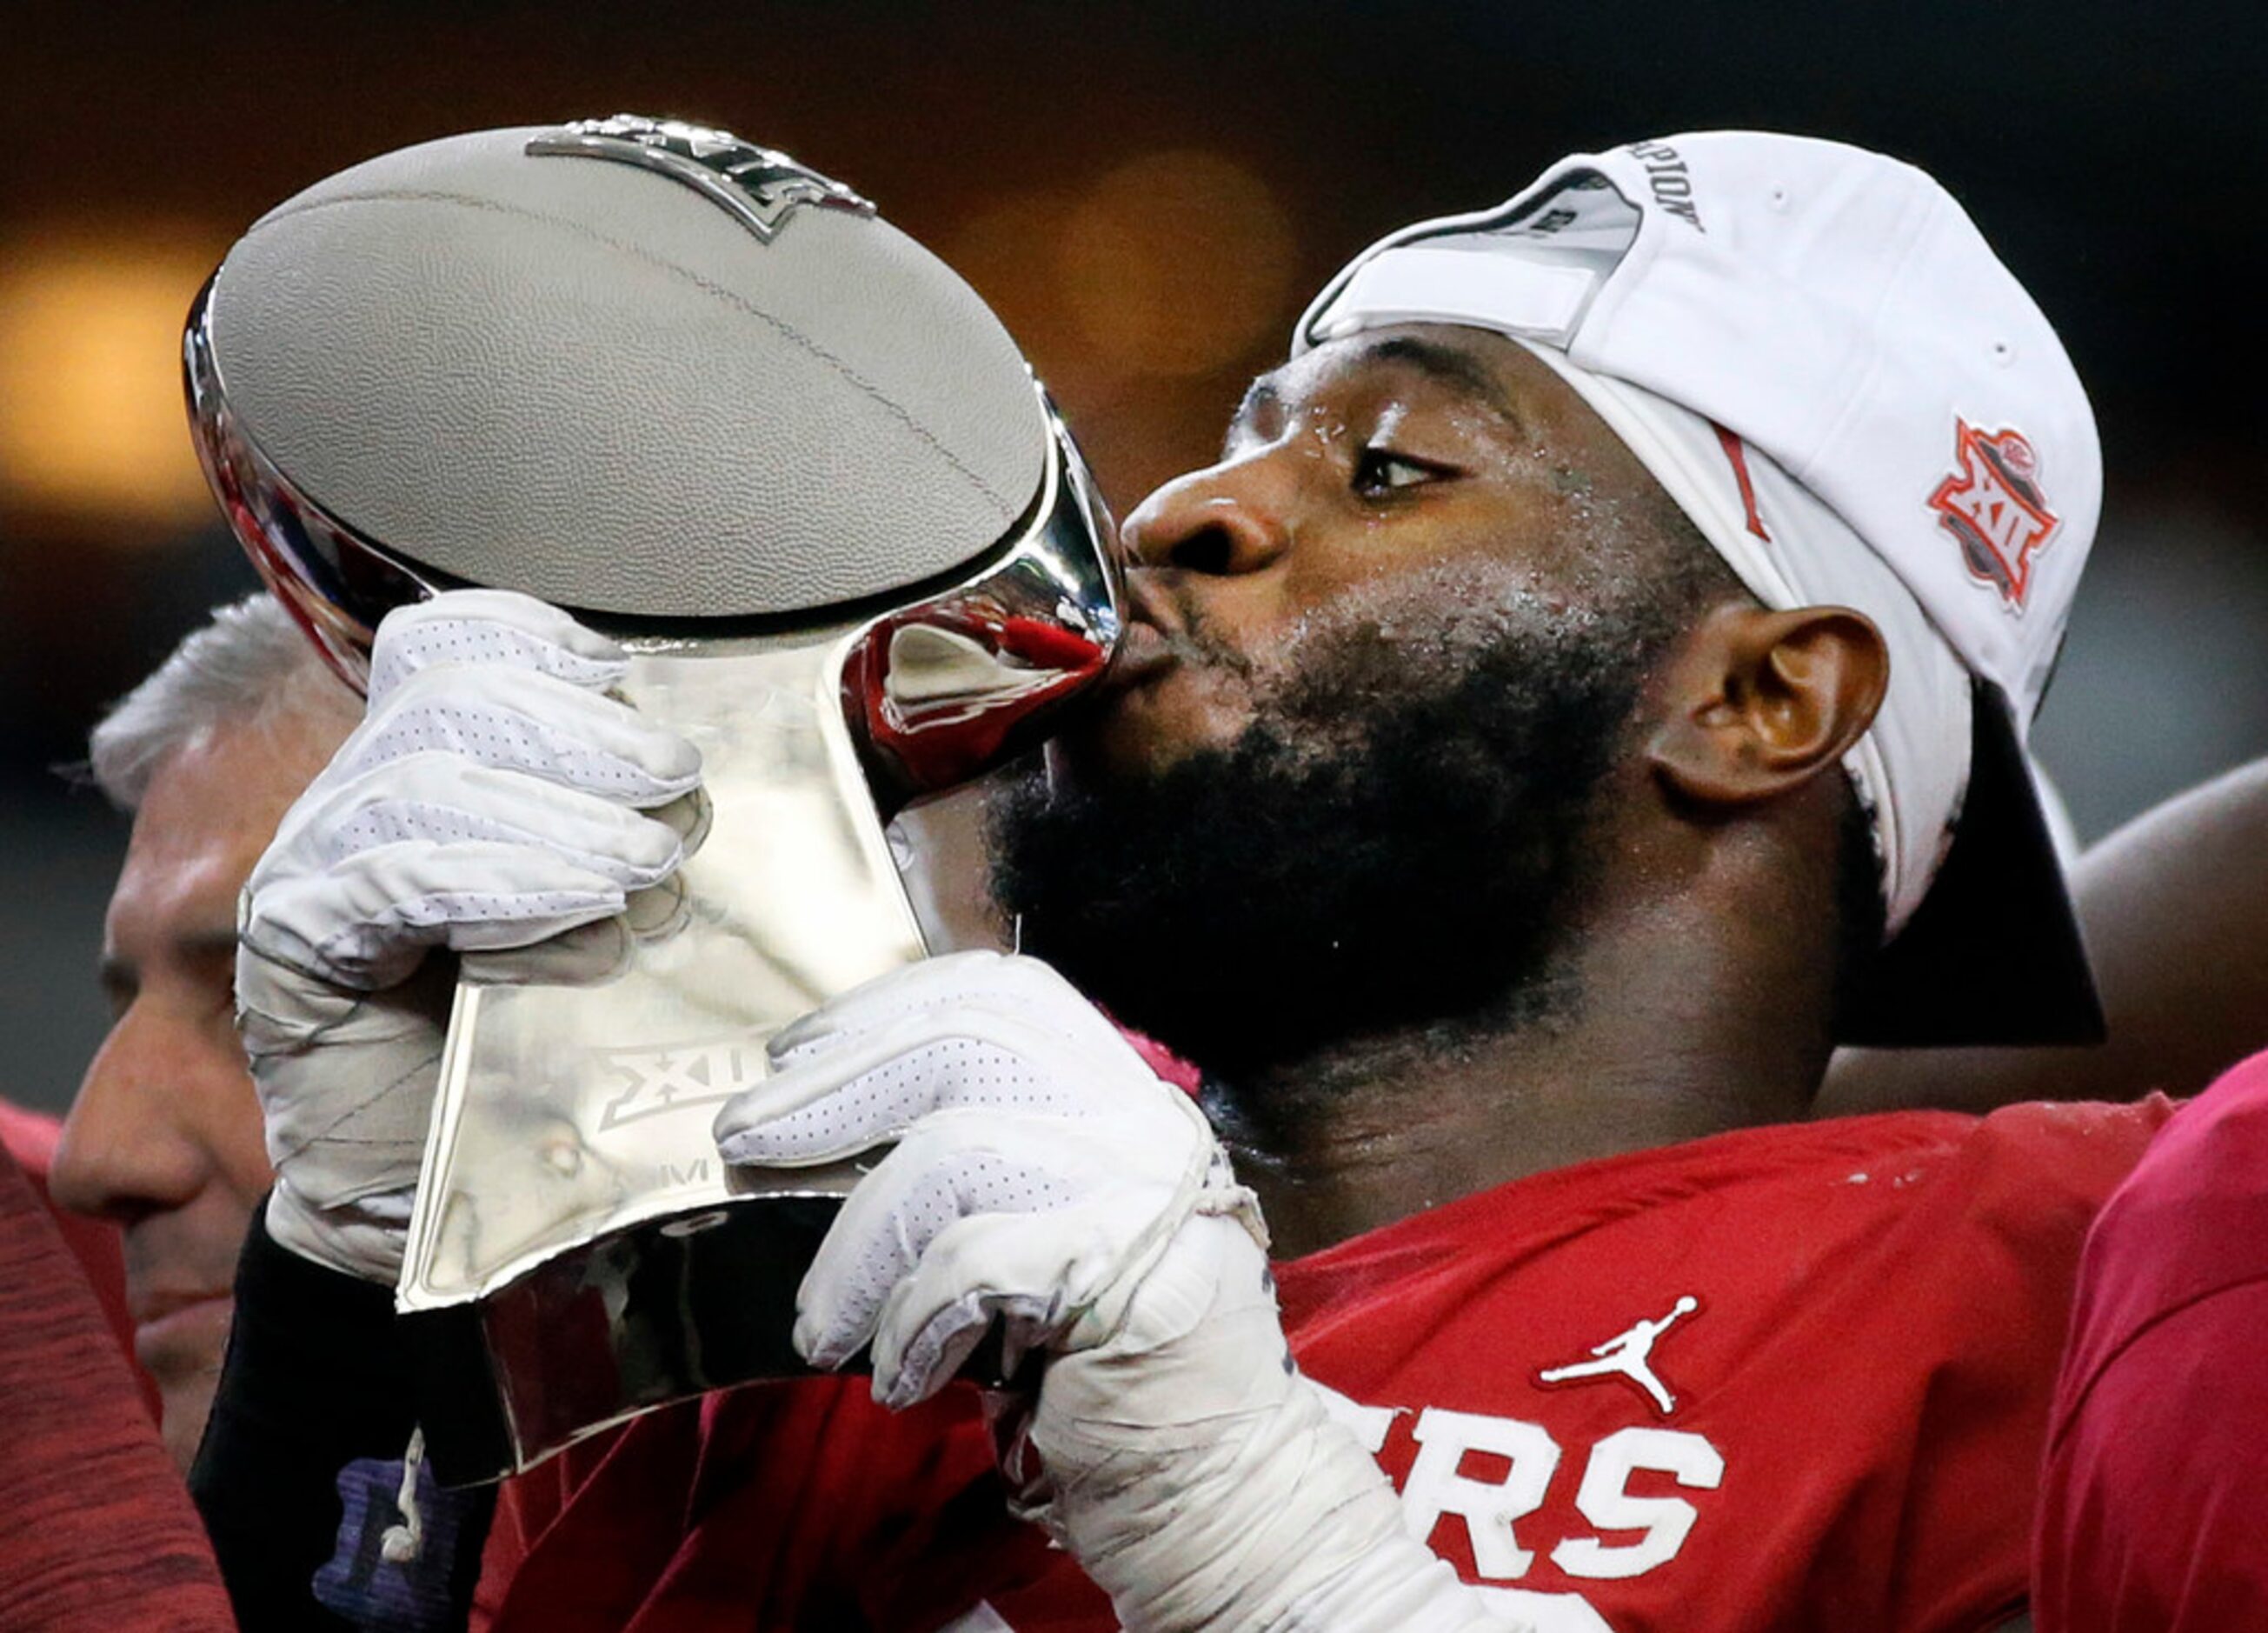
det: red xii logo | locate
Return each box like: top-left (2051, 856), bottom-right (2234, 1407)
top-left (1929, 420), bottom-right (2058, 610)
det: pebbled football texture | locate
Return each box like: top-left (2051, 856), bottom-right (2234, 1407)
top-left (204, 126), bottom-right (1048, 621)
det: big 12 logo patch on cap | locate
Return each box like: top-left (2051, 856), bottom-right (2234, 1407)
top-left (1930, 419), bottom-right (2060, 610)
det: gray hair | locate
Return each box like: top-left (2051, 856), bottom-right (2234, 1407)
top-left (88, 593), bottom-right (360, 810)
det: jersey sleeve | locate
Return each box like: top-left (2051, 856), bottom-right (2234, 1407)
top-left (193, 1199), bottom-right (497, 1632)
top-left (0, 1140), bottom-right (236, 1630)
top-left (1871, 1097), bottom-right (2170, 1632)
top-left (2034, 1056), bottom-right (2268, 1631)
top-left (0, 1097), bottom-right (139, 1390)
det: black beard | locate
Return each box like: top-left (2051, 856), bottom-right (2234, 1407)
top-left (987, 604), bottom-right (1671, 1081)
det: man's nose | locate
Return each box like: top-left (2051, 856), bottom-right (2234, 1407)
top-left (50, 1010), bottom-right (217, 1224)
top-left (1121, 458), bottom-right (1291, 578)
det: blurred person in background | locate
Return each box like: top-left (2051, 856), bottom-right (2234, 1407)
top-left (1826, 762), bottom-right (2268, 1117)
top-left (53, 590), bottom-right (360, 1470)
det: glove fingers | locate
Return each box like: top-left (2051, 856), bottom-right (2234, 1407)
top-left (249, 843), bottom-right (642, 989)
top-left (462, 916), bottom-right (634, 987)
top-left (768, 951), bottom-right (1127, 1070)
top-left (349, 666), bottom-right (701, 805)
top-left (794, 1133), bottom-right (1081, 1373)
top-left (367, 589), bottom-right (629, 702)
top-left (873, 1283), bottom-right (1060, 1411)
top-left (717, 1026), bottom-right (1087, 1167)
top-left (265, 1190), bottom-right (424, 1282)
top-left (765, 950), bottom-right (1011, 1064)
top-left (309, 755), bottom-right (687, 883)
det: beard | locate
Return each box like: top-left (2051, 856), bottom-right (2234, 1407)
top-left (987, 584), bottom-right (1679, 1081)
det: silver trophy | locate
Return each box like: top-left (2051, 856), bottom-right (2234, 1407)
top-left (185, 117), bottom-right (1121, 1483)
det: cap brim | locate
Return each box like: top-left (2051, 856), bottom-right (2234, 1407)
top-left (1839, 681), bottom-right (2105, 1048)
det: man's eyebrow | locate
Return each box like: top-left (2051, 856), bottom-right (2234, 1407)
top-left (1356, 334), bottom-right (1523, 424)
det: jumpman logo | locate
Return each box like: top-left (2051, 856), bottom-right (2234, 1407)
top-left (1535, 1295), bottom-right (1700, 1416)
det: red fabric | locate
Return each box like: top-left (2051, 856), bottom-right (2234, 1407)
top-left (0, 1140), bottom-right (234, 1629)
top-left (2034, 1054), bottom-right (2268, 1631)
top-left (1116, 1026), bottom-right (1202, 1096)
top-left (485, 1101), bottom-right (2165, 1632)
top-left (0, 1098), bottom-right (139, 1386)
top-left (486, 1379), bottom-right (1050, 1632)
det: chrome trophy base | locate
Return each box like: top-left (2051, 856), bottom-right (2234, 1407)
top-left (403, 1193), bottom-right (844, 1486)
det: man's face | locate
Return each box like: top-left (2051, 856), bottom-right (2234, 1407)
top-left (1067, 323), bottom-right (1692, 786)
top-left (994, 324), bottom-right (1723, 1075)
top-left (51, 708), bottom-right (342, 1470)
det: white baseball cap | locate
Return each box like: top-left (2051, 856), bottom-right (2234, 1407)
top-left (1296, 131), bottom-right (2102, 1046)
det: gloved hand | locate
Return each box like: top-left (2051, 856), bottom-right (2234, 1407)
top-left (714, 950), bottom-right (1262, 1407)
top-left (713, 950), bottom-right (1526, 1632)
top-left (236, 589), bottom-right (702, 1282)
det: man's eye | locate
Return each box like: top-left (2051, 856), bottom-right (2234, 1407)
top-left (1353, 448), bottom-right (1446, 497)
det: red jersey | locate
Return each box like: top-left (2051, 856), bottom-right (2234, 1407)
top-left (0, 1139), bottom-right (234, 1629)
top-left (2033, 1053), bottom-right (2268, 1631)
top-left (489, 1100), bottom-right (2165, 1633)
top-left (0, 1097), bottom-right (137, 1380)
top-left (484, 1372), bottom-right (1044, 1631)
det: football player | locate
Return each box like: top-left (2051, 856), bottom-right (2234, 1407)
top-left (208, 133), bottom-right (2232, 1631)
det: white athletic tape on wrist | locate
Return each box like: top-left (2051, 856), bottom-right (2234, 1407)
top-left (1024, 1218), bottom-right (1524, 1633)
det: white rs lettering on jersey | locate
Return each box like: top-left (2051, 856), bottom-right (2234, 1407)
top-left (1311, 1381), bottom-right (1724, 1633)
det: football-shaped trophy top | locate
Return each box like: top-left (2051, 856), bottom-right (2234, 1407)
top-left (186, 116), bottom-right (1072, 647)
top-left (182, 121), bottom-right (1127, 1482)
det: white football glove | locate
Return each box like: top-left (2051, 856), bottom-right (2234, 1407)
top-left (712, 950), bottom-right (1526, 1632)
top-left (236, 589), bottom-right (702, 1282)
top-left (713, 950), bottom-right (1261, 1406)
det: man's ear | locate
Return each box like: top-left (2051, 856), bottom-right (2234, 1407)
top-left (1647, 604), bottom-right (1889, 808)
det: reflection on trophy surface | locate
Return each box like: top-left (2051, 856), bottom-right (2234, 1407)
top-left (186, 114), bottom-right (1121, 1481)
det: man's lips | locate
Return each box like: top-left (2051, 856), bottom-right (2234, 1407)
top-left (1108, 618), bottom-right (1178, 690)
top-left (131, 1286), bottom-right (236, 1327)
top-left (1107, 579), bottom-right (1193, 693)
top-left (131, 1290), bottom-right (235, 1378)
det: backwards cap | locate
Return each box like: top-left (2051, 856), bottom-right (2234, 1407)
top-left (1297, 132), bottom-right (2102, 1046)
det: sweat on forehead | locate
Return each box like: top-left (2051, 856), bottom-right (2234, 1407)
top-left (1236, 324), bottom-right (1737, 584)
top-left (1320, 330), bottom-right (1519, 413)
top-left (1238, 328), bottom-right (1516, 428)
top-left (1248, 329), bottom-right (1668, 477)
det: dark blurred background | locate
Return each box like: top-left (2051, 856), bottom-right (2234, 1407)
top-left (4, 1), bottom-right (2265, 1110)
